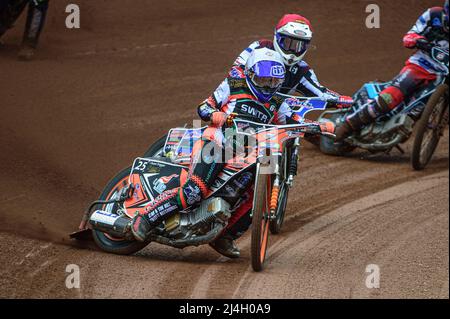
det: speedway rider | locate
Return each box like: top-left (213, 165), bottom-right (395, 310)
top-left (234, 14), bottom-right (352, 105)
top-left (130, 47), bottom-right (333, 247)
top-left (206, 13), bottom-right (353, 258)
top-left (0, 0), bottom-right (49, 60)
top-left (335, 1), bottom-right (449, 141)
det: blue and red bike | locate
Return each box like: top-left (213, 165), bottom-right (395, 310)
top-left (319, 44), bottom-right (449, 170)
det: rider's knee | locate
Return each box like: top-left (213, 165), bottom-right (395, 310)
top-left (378, 86), bottom-right (404, 110)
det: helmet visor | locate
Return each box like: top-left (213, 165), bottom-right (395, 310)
top-left (249, 60), bottom-right (285, 91)
top-left (251, 74), bottom-right (284, 89)
top-left (246, 59), bottom-right (285, 101)
top-left (277, 34), bottom-right (310, 56)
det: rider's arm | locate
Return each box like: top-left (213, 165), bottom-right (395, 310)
top-left (403, 9), bottom-right (434, 48)
top-left (197, 78), bottom-right (231, 122)
top-left (295, 65), bottom-right (352, 108)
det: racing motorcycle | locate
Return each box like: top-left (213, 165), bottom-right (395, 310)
top-left (319, 43), bottom-right (449, 170)
top-left (70, 96), bottom-right (341, 272)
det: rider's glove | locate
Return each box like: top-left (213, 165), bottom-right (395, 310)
top-left (403, 33), bottom-right (426, 49)
top-left (335, 95), bottom-right (353, 109)
top-left (210, 111), bottom-right (228, 127)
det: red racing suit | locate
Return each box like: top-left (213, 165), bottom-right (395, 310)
top-left (378, 6), bottom-right (449, 110)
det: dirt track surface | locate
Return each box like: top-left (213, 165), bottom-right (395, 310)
top-left (0, 0), bottom-right (448, 298)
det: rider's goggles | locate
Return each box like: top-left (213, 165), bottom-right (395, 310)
top-left (250, 73), bottom-right (284, 89)
top-left (277, 34), bottom-right (310, 56)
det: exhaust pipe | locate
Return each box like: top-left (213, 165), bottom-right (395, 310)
top-left (89, 210), bottom-right (131, 238)
top-left (149, 223), bottom-right (225, 248)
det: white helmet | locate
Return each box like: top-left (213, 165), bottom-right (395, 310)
top-left (245, 48), bottom-right (286, 103)
top-left (273, 14), bottom-right (313, 66)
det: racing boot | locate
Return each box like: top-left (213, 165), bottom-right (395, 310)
top-left (209, 194), bottom-right (253, 259)
top-left (209, 234), bottom-right (240, 259)
top-left (209, 207), bottom-right (252, 260)
top-left (131, 188), bottom-right (184, 242)
top-left (335, 97), bottom-right (390, 142)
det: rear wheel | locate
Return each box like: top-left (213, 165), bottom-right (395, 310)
top-left (251, 164), bottom-right (272, 272)
top-left (91, 167), bottom-right (149, 255)
top-left (412, 84), bottom-right (449, 170)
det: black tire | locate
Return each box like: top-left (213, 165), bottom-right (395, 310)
top-left (91, 166), bottom-right (149, 255)
top-left (143, 135), bottom-right (167, 158)
top-left (251, 164), bottom-right (271, 272)
top-left (412, 84), bottom-right (449, 171)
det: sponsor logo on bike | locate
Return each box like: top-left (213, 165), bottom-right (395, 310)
top-left (153, 174), bottom-right (179, 194)
top-left (183, 184), bottom-right (202, 205)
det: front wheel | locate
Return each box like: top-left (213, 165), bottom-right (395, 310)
top-left (412, 84), bottom-right (449, 170)
top-left (269, 147), bottom-right (290, 234)
top-left (251, 164), bottom-right (272, 272)
top-left (269, 182), bottom-right (288, 235)
top-left (91, 167), bottom-right (149, 255)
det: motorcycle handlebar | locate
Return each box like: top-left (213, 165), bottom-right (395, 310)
top-left (229, 116), bottom-right (334, 137)
top-left (416, 39), bottom-right (434, 53)
top-left (276, 92), bottom-right (333, 103)
top-left (276, 92), bottom-right (354, 105)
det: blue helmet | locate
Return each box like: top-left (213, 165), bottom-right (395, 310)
top-left (245, 48), bottom-right (286, 103)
